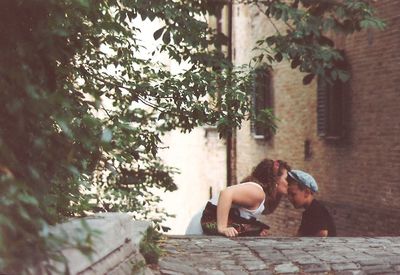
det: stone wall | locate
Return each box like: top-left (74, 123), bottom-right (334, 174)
top-left (233, 1), bottom-right (400, 236)
top-left (41, 213), bottom-right (152, 275)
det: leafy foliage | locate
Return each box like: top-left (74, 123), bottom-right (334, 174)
top-left (0, 0), bottom-right (251, 272)
top-left (0, 0), bottom-right (383, 273)
top-left (139, 226), bottom-right (164, 265)
top-left (248, 0), bottom-right (385, 85)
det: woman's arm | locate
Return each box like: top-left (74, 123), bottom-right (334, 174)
top-left (216, 183), bottom-right (265, 237)
top-left (216, 188), bottom-right (238, 237)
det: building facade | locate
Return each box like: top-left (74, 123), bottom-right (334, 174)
top-left (159, 1), bottom-right (399, 236)
top-left (232, 1), bottom-right (400, 236)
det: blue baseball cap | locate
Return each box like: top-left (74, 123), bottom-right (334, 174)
top-left (288, 170), bottom-right (318, 192)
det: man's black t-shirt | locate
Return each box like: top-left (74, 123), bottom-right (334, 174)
top-left (298, 199), bottom-right (336, 237)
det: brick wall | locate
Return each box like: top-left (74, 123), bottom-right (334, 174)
top-left (234, 1), bottom-right (400, 236)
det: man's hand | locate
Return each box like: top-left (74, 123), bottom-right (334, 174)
top-left (315, 230), bottom-right (328, 237)
top-left (218, 226), bottom-right (238, 237)
top-left (259, 228), bottom-right (269, 236)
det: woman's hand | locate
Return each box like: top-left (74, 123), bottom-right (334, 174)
top-left (218, 226), bottom-right (238, 237)
top-left (216, 184), bottom-right (264, 238)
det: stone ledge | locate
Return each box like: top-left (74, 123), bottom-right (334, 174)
top-left (47, 213), bottom-right (152, 275)
top-left (152, 236), bottom-right (400, 274)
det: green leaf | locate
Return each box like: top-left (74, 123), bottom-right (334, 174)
top-left (336, 6), bottom-right (345, 18)
top-left (17, 205), bottom-right (31, 221)
top-left (303, 73), bottom-right (315, 85)
top-left (0, 214), bottom-right (12, 227)
top-left (67, 165), bottom-right (80, 177)
top-left (337, 70), bottom-right (350, 82)
top-left (274, 9), bottom-right (282, 20)
top-left (266, 37), bottom-right (275, 46)
top-left (153, 27), bottom-right (165, 40)
top-left (360, 18), bottom-right (386, 30)
top-left (17, 193), bottom-right (39, 206)
top-left (75, 0), bottom-right (90, 8)
top-left (57, 120), bottom-right (73, 138)
top-left (291, 58), bottom-right (300, 69)
top-left (274, 52), bottom-right (283, 62)
top-left (148, 12), bottom-right (156, 21)
top-left (162, 30), bottom-right (171, 44)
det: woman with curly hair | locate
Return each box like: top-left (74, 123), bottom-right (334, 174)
top-left (186, 158), bottom-right (291, 237)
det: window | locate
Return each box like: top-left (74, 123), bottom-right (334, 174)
top-left (317, 77), bottom-right (345, 139)
top-left (251, 68), bottom-right (273, 139)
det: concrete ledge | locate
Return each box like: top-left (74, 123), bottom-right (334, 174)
top-left (48, 213), bottom-right (152, 274)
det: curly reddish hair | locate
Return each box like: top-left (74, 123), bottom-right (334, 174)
top-left (241, 158), bottom-right (291, 213)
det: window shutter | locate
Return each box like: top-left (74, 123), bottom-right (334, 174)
top-left (252, 68), bottom-right (273, 139)
top-left (317, 78), bottom-right (328, 137)
top-left (317, 77), bottom-right (345, 139)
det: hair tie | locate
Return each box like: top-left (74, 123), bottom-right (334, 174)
top-left (273, 160), bottom-right (280, 175)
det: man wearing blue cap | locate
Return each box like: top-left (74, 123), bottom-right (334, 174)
top-left (287, 170), bottom-right (336, 237)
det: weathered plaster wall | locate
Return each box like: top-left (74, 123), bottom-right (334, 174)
top-left (158, 127), bottom-right (226, 234)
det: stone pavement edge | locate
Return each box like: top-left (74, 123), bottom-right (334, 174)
top-left (148, 236), bottom-right (400, 275)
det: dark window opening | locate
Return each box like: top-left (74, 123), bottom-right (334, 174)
top-left (317, 77), bottom-right (345, 139)
top-left (252, 68), bottom-right (273, 140)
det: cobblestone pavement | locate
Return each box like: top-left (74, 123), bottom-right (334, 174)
top-left (150, 236), bottom-right (400, 275)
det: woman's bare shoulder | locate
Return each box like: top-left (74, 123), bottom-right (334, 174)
top-left (224, 182), bottom-right (264, 209)
top-left (239, 181), bottom-right (263, 190)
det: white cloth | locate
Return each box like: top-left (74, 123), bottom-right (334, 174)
top-left (185, 182), bottom-right (265, 235)
top-left (185, 208), bottom-right (205, 235)
top-left (209, 182), bottom-right (265, 219)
